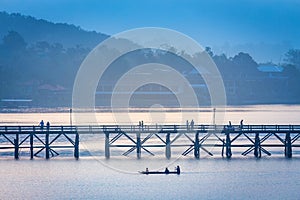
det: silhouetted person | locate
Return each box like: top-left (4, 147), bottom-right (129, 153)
top-left (228, 121), bottom-right (234, 131)
top-left (190, 120), bottom-right (194, 130)
top-left (46, 121), bottom-right (50, 130)
top-left (176, 166), bottom-right (181, 174)
top-left (186, 120), bottom-right (189, 130)
top-left (240, 119), bottom-right (244, 129)
top-left (226, 121), bottom-right (233, 131)
top-left (39, 120), bottom-right (44, 130)
top-left (165, 167), bottom-right (169, 174)
top-left (146, 168), bottom-right (149, 173)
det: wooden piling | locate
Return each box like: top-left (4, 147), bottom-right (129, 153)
top-left (165, 133), bottom-right (171, 159)
top-left (221, 139), bottom-right (225, 157)
top-left (14, 127), bottom-right (20, 159)
top-left (285, 132), bottom-right (292, 158)
top-left (194, 131), bottom-right (200, 159)
top-left (225, 131), bottom-right (232, 158)
top-left (105, 132), bottom-right (110, 159)
top-left (74, 132), bottom-right (79, 159)
top-left (45, 129), bottom-right (50, 159)
top-left (30, 126), bottom-right (34, 159)
top-left (254, 133), bottom-right (261, 158)
top-left (136, 132), bottom-right (141, 159)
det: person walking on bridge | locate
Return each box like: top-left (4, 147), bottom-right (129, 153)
top-left (190, 119), bottom-right (194, 130)
top-left (46, 121), bottom-right (50, 131)
top-left (39, 120), bottom-right (44, 130)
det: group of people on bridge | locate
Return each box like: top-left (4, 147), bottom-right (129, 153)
top-left (225, 120), bottom-right (244, 131)
top-left (39, 120), bottom-right (50, 130)
top-left (186, 119), bottom-right (195, 130)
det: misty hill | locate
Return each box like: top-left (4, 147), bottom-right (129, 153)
top-left (0, 11), bottom-right (108, 48)
top-left (0, 12), bottom-right (300, 108)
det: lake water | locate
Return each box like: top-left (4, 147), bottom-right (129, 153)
top-left (0, 105), bottom-right (300, 199)
top-left (0, 158), bottom-right (300, 200)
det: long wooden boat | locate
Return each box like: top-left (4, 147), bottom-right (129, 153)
top-left (139, 170), bottom-right (180, 175)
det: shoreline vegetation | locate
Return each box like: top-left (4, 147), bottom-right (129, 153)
top-left (0, 104), bottom-right (299, 113)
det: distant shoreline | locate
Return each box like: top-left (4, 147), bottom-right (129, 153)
top-left (0, 104), bottom-right (299, 113)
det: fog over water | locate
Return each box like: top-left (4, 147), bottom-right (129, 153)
top-left (1, 105), bottom-right (300, 125)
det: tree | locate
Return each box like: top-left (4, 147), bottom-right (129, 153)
top-left (231, 52), bottom-right (259, 75)
top-left (285, 49), bottom-right (300, 70)
top-left (205, 47), bottom-right (213, 57)
top-left (2, 31), bottom-right (27, 51)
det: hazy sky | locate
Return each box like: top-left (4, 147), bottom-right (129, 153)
top-left (1, 0), bottom-right (300, 62)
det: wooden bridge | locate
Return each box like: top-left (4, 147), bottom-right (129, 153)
top-left (0, 124), bottom-right (300, 159)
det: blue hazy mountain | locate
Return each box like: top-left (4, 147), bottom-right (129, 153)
top-left (0, 11), bottom-right (108, 48)
top-left (0, 12), bottom-right (300, 108)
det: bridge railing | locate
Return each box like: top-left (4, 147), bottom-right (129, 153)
top-left (1, 124), bottom-right (300, 134)
top-left (0, 125), bottom-right (77, 133)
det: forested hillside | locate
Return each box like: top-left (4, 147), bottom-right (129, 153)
top-left (1, 12), bottom-right (300, 107)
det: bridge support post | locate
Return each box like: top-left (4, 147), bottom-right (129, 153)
top-left (221, 139), bottom-right (225, 157)
top-left (14, 127), bottom-right (20, 160)
top-left (105, 132), bottom-right (110, 159)
top-left (137, 132), bottom-right (141, 159)
top-left (285, 132), bottom-right (292, 158)
top-left (74, 132), bottom-right (79, 159)
top-left (30, 126), bottom-right (34, 159)
top-left (194, 131), bottom-right (200, 159)
top-left (225, 131), bottom-right (232, 158)
top-left (165, 133), bottom-right (171, 159)
top-left (254, 133), bottom-right (261, 158)
top-left (45, 129), bottom-right (50, 159)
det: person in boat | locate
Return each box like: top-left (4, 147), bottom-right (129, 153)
top-left (176, 166), bottom-right (180, 174)
top-left (165, 167), bottom-right (169, 174)
top-left (145, 168), bottom-right (149, 173)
